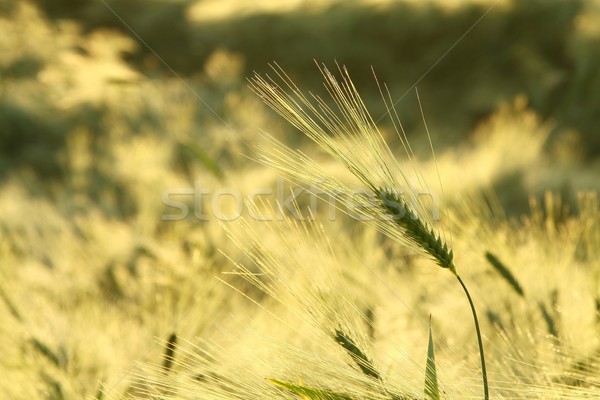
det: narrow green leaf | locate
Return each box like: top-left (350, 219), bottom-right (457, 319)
top-left (424, 318), bottom-right (440, 400)
top-left (178, 140), bottom-right (225, 180)
top-left (485, 251), bottom-right (525, 297)
top-left (268, 378), bottom-right (354, 400)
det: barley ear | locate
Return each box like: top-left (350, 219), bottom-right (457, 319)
top-left (333, 328), bottom-right (380, 381)
top-left (162, 332), bottom-right (177, 373)
top-left (485, 251), bottom-right (524, 297)
top-left (376, 189), bottom-right (455, 273)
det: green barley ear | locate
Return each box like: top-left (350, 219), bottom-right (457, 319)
top-left (31, 337), bottom-right (61, 368)
top-left (539, 290), bottom-right (560, 338)
top-left (333, 328), bottom-right (381, 381)
top-left (539, 301), bottom-right (559, 339)
top-left (162, 332), bottom-right (177, 373)
top-left (41, 371), bottom-right (64, 400)
top-left (377, 189), bottom-right (455, 273)
top-left (485, 251), bottom-right (524, 297)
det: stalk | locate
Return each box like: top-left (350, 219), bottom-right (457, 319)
top-left (251, 66), bottom-right (491, 399)
top-left (379, 188), bottom-right (489, 399)
top-left (456, 274), bottom-right (489, 400)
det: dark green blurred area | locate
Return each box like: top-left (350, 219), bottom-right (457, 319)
top-left (1, 0), bottom-right (599, 190)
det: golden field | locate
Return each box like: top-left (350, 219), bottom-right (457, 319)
top-left (1, 1), bottom-right (599, 398)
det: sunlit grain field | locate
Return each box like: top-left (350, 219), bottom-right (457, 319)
top-left (1, 1), bottom-right (599, 399)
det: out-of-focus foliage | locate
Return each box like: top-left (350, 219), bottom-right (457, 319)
top-left (27, 0), bottom-right (600, 157)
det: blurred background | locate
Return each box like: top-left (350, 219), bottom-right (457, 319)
top-left (1, 0), bottom-right (600, 398)
top-left (2, 0), bottom-right (600, 214)
top-left (2, 0), bottom-right (600, 210)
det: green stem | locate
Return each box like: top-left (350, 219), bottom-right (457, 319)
top-left (456, 274), bottom-right (489, 400)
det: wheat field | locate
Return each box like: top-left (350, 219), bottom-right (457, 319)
top-left (1, 1), bottom-right (600, 399)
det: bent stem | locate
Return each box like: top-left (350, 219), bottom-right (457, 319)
top-left (456, 273), bottom-right (489, 400)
